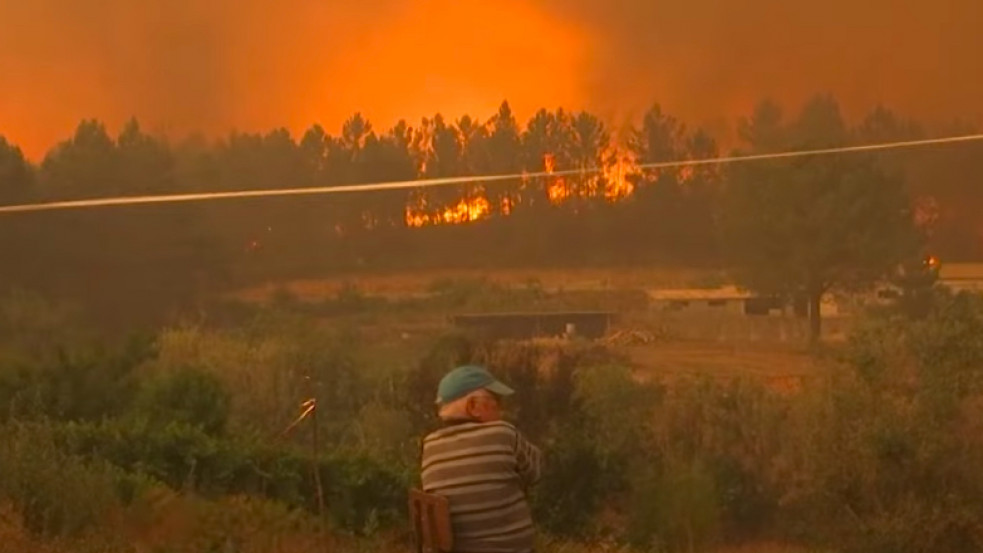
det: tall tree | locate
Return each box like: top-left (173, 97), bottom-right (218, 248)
top-left (521, 108), bottom-right (574, 210)
top-left (455, 115), bottom-right (491, 221)
top-left (720, 96), bottom-right (922, 342)
top-left (420, 114), bottom-right (465, 215)
top-left (627, 104), bottom-right (720, 263)
top-left (0, 136), bottom-right (34, 205)
top-left (736, 99), bottom-right (785, 153)
top-left (457, 115), bottom-right (490, 175)
top-left (116, 118), bottom-right (175, 195)
top-left (485, 101), bottom-right (523, 215)
top-left (857, 107), bottom-right (983, 261)
top-left (299, 124), bottom-right (330, 186)
top-left (40, 119), bottom-right (120, 199)
top-left (567, 111), bottom-right (611, 206)
top-left (627, 105), bottom-right (687, 227)
top-left (362, 120), bottom-right (419, 227)
top-left (323, 113), bottom-right (378, 233)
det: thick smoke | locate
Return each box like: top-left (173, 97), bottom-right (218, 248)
top-left (550, 0), bottom-right (983, 136)
top-left (1, 0), bottom-right (980, 158)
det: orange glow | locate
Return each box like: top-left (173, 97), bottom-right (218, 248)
top-left (543, 153), bottom-right (556, 175)
top-left (500, 197), bottom-right (515, 216)
top-left (3, 1), bottom-right (983, 161)
top-left (443, 196), bottom-right (491, 224)
top-left (678, 165), bottom-right (696, 182)
top-left (603, 148), bottom-right (636, 200)
top-left (405, 195), bottom-right (491, 227)
top-left (547, 179), bottom-right (572, 203)
top-left (540, 153), bottom-right (572, 204)
top-left (0, 0), bottom-right (589, 161)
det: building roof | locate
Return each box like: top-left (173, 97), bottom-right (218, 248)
top-left (939, 263), bottom-right (983, 281)
top-left (452, 311), bottom-right (616, 320)
top-left (646, 285), bottom-right (752, 301)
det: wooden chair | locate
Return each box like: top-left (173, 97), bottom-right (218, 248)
top-left (408, 489), bottom-right (454, 553)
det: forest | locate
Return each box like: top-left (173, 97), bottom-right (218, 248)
top-left (1, 95), bottom-right (981, 329)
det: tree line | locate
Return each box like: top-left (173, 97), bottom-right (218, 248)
top-left (0, 95), bottom-right (980, 330)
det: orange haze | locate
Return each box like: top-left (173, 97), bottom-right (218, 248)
top-left (1, 0), bottom-right (981, 160)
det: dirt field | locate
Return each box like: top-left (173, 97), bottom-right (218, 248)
top-left (619, 341), bottom-right (821, 393)
top-left (231, 266), bottom-right (832, 390)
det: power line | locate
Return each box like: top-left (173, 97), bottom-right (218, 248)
top-left (1, 133), bottom-right (980, 215)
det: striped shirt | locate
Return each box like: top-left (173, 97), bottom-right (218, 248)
top-left (420, 419), bottom-right (542, 553)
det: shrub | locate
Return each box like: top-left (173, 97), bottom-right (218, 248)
top-left (149, 323), bottom-right (371, 440)
top-left (0, 423), bottom-right (120, 537)
top-left (781, 291), bottom-right (983, 552)
top-left (628, 458), bottom-right (720, 553)
top-left (53, 418), bottom-right (408, 532)
top-left (531, 429), bottom-right (606, 537)
top-left (0, 335), bottom-right (154, 423)
top-left (133, 366), bottom-right (231, 435)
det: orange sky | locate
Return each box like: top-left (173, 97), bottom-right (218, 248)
top-left (1, 0), bottom-right (981, 160)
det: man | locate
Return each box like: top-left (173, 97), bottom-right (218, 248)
top-left (420, 365), bottom-right (543, 553)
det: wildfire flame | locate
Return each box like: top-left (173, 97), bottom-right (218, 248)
top-left (543, 154), bottom-right (572, 203)
top-left (603, 148), bottom-right (636, 200)
top-left (678, 165), bottom-right (696, 183)
top-left (405, 195), bottom-right (491, 227)
top-left (404, 149), bottom-right (638, 227)
top-left (543, 153), bottom-right (556, 174)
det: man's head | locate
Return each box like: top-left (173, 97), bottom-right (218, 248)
top-left (435, 365), bottom-right (514, 422)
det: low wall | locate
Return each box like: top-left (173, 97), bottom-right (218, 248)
top-left (626, 312), bottom-right (852, 344)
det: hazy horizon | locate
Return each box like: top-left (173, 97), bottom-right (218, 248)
top-left (2, 0), bottom-right (981, 159)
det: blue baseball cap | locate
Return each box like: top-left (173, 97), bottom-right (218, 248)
top-left (436, 365), bottom-right (515, 405)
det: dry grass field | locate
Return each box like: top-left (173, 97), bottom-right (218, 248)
top-left (230, 266), bottom-right (836, 392)
top-left (233, 266), bottom-right (721, 302)
top-left (619, 341), bottom-right (819, 393)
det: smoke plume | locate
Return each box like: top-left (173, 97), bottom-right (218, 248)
top-left (1, 0), bottom-right (980, 158)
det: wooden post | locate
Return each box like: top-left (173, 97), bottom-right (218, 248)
top-left (305, 375), bottom-right (326, 521)
top-left (311, 398), bottom-right (325, 518)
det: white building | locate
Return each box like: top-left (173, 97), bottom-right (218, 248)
top-left (938, 262), bottom-right (983, 294)
top-left (646, 285), bottom-right (841, 317)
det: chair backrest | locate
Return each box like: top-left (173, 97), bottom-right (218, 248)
top-left (408, 489), bottom-right (454, 553)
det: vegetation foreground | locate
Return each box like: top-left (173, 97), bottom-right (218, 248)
top-left (0, 283), bottom-right (981, 553)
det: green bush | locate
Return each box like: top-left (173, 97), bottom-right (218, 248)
top-left (628, 458), bottom-right (720, 553)
top-left (148, 322), bottom-right (372, 440)
top-left (133, 366), bottom-right (231, 435)
top-left (0, 423), bottom-right (120, 537)
top-left (572, 364), bottom-right (657, 472)
top-left (52, 418), bottom-right (408, 532)
top-left (531, 429), bottom-right (606, 537)
top-left (781, 291), bottom-right (983, 552)
top-left (0, 335), bottom-right (154, 422)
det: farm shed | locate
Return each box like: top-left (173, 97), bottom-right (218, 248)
top-left (938, 262), bottom-right (983, 294)
top-left (450, 311), bottom-right (616, 340)
top-left (647, 286), bottom-right (780, 315)
top-left (647, 286), bottom-right (842, 317)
